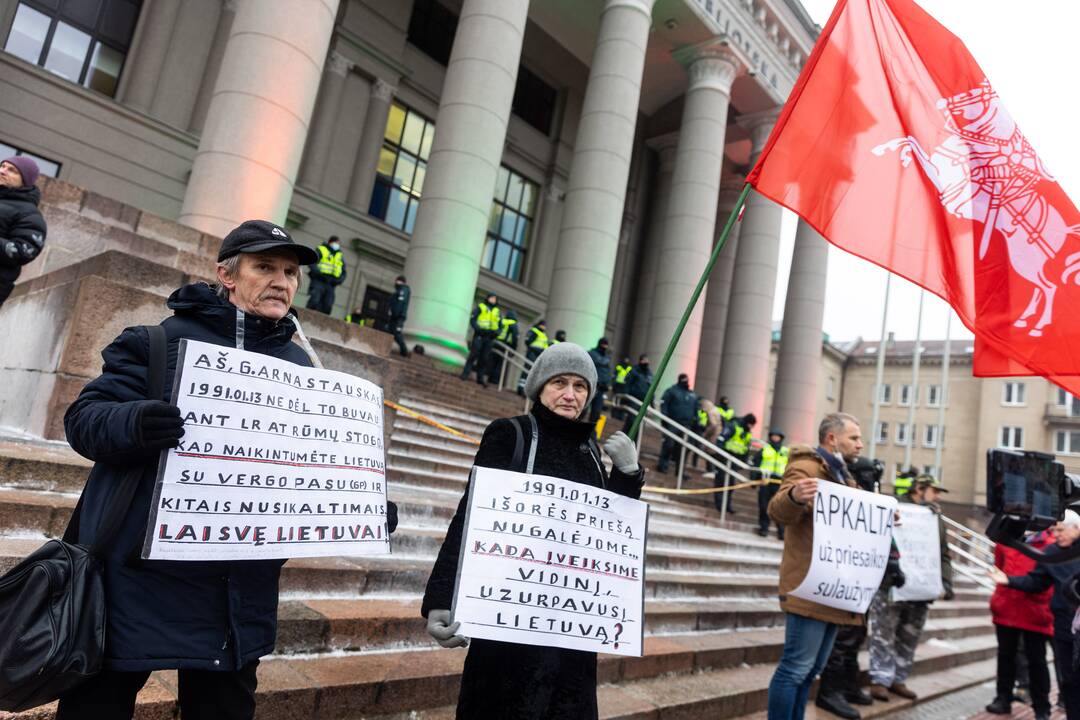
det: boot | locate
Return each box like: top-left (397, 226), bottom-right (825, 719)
top-left (870, 684), bottom-right (890, 701)
top-left (755, 528), bottom-right (768, 537)
top-left (845, 688), bottom-right (873, 706)
top-left (814, 691), bottom-right (861, 719)
top-left (889, 683), bottom-right (917, 700)
top-left (984, 697), bottom-right (1012, 714)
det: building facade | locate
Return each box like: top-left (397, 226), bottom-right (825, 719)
top-left (0, 0), bottom-right (831, 443)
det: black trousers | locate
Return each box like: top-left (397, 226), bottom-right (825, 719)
top-left (995, 624), bottom-right (1050, 714)
top-left (588, 385), bottom-right (608, 423)
top-left (819, 623), bottom-right (868, 695)
top-left (1052, 630), bottom-right (1080, 719)
top-left (461, 334), bottom-right (495, 384)
top-left (487, 341), bottom-right (514, 386)
top-left (390, 315), bottom-right (408, 356)
top-left (713, 452), bottom-right (745, 512)
top-left (517, 347), bottom-right (542, 392)
top-left (306, 278), bottom-right (335, 314)
top-left (56, 661), bottom-right (259, 720)
top-left (657, 423), bottom-right (691, 472)
top-left (758, 480), bottom-right (782, 534)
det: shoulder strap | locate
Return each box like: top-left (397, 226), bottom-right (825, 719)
top-left (510, 417), bottom-right (524, 471)
top-left (525, 414), bottom-right (538, 474)
top-left (81, 325), bottom-right (168, 554)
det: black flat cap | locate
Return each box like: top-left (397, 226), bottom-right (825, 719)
top-left (217, 220), bottom-right (320, 265)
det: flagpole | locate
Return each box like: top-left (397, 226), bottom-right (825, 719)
top-left (903, 289), bottom-right (925, 470)
top-left (868, 274), bottom-right (891, 461)
top-left (935, 310), bottom-right (952, 481)
top-left (628, 183), bottom-right (752, 439)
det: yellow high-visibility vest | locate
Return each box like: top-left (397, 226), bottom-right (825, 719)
top-left (529, 327), bottom-right (549, 349)
top-left (894, 475), bottom-right (914, 496)
top-left (760, 444), bottom-right (790, 476)
top-left (497, 317), bottom-right (517, 343)
top-left (725, 425), bottom-right (751, 455)
top-left (476, 303), bottom-right (501, 331)
top-left (717, 406), bottom-right (735, 422)
top-left (615, 364), bottom-right (632, 384)
top-left (315, 245), bottom-right (343, 278)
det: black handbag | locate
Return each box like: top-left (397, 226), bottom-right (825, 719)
top-left (0, 324), bottom-right (167, 711)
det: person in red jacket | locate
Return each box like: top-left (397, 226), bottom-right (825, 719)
top-left (986, 530), bottom-right (1054, 716)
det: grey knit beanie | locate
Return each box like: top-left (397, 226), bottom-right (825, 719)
top-left (524, 342), bottom-right (597, 409)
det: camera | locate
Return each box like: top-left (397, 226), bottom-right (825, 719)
top-left (985, 448), bottom-right (1080, 564)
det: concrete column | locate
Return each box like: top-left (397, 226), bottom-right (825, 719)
top-left (695, 180), bottom-right (745, 401)
top-left (179, 0), bottom-right (340, 237)
top-left (628, 133), bottom-right (677, 356)
top-left (645, 42), bottom-right (739, 389)
top-left (717, 109), bottom-right (783, 422)
top-left (118, 0), bottom-right (182, 112)
top-left (346, 78), bottom-right (396, 211)
top-left (545, 0), bottom-right (655, 344)
top-left (401, 0), bottom-right (530, 365)
top-left (298, 51), bottom-right (354, 191)
top-left (150, 0), bottom-right (221, 129)
top-left (189, 0), bottom-right (238, 135)
top-left (770, 220), bottom-right (829, 444)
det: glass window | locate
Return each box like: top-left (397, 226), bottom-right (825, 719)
top-left (369, 101), bottom-right (434, 235)
top-left (923, 424), bottom-right (939, 448)
top-left (511, 65), bottom-right (558, 135)
top-left (898, 384), bottom-right (913, 406)
top-left (1056, 431), bottom-right (1080, 455)
top-left (826, 376), bottom-right (836, 401)
top-left (483, 165), bottom-right (538, 282)
top-left (3, 1), bottom-right (139, 98)
top-left (1002, 381), bottom-right (1026, 406)
top-left (0, 140), bottom-right (60, 177)
top-left (896, 423), bottom-right (909, 446)
top-left (406, 0), bottom-right (458, 65)
top-left (926, 384), bottom-right (941, 407)
top-left (876, 383), bottom-right (891, 404)
top-left (875, 421), bottom-right (888, 444)
top-left (999, 426), bottom-right (1023, 450)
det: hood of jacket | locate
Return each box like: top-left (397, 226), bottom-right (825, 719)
top-left (166, 282), bottom-right (300, 350)
top-left (0, 183), bottom-right (41, 207)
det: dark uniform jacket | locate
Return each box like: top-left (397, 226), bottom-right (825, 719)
top-left (660, 383), bottom-right (698, 426)
top-left (422, 402), bottom-right (644, 720)
top-left (622, 365), bottom-right (653, 401)
top-left (390, 283), bottom-right (410, 320)
top-left (64, 283), bottom-right (314, 672)
top-left (0, 183), bottom-right (46, 293)
top-left (588, 346), bottom-right (613, 388)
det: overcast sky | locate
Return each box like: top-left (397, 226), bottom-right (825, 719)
top-left (770, 0), bottom-right (1080, 344)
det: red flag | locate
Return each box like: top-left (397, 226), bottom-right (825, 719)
top-left (747, 0), bottom-right (1080, 393)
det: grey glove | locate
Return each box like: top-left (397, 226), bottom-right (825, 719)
top-left (603, 431), bottom-right (639, 473)
top-left (426, 609), bottom-right (468, 648)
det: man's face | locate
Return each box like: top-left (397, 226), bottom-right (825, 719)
top-left (218, 250), bottom-right (300, 320)
top-left (924, 486), bottom-right (941, 504)
top-left (830, 420), bottom-right (864, 463)
top-left (1053, 522), bottom-right (1080, 548)
top-left (769, 433), bottom-right (782, 445)
top-left (487, 294), bottom-right (498, 305)
top-left (0, 161), bottom-right (23, 188)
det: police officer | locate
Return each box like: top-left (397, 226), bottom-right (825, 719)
top-left (893, 466), bottom-right (917, 496)
top-left (587, 337), bottom-right (613, 422)
top-left (553, 330), bottom-right (567, 344)
top-left (612, 356), bottom-right (632, 420)
top-left (620, 355), bottom-right (653, 433)
top-left (488, 308), bottom-right (519, 386)
top-left (756, 429), bottom-right (789, 538)
top-left (716, 395), bottom-right (735, 437)
top-left (388, 275), bottom-right (411, 357)
top-left (306, 235), bottom-right (346, 314)
top-left (517, 319), bottom-right (549, 396)
top-left (656, 373), bottom-right (698, 475)
top-left (719, 413), bottom-right (756, 513)
top-left (460, 292), bottom-right (501, 387)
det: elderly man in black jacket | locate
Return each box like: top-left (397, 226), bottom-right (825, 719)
top-left (0, 156), bottom-right (46, 307)
top-left (57, 220), bottom-right (397, 720)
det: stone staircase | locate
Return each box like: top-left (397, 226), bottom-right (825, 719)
top-left (0, 394), bottom-right (996, 719)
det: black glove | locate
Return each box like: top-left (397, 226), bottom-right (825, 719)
top-left (134, 400), bottom-right (185, 450)
top-left (387, 500), bottom-right (399, 534)
top-left (894, 568), bottom-right (906, 589)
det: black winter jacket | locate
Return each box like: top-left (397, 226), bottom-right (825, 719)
top-left (588, 346), bottom-right (612, 387)
top-left (422, 402), bottom-right (644, 720)
top-left (0, 184), bottom-right (46, 284)
top-left (622, 364), bottom-right (653, 401)
top-left (1007, 543), bottom-right (1080, 636)
top-left (64, 283), bottom-right (314, 672)
top-left (389, 282), bottom-right (410, 320)
top-left (660, 383), bottom-right (698, 425)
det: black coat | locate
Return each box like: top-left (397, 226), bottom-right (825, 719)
top-left (422, 403), bottom-right (644, 720)
top-left (1007, 543), bottom-right (1080, 636)
top-left (0, 184), bottom-right (46, 287)
top-left (63, 283), bottom-right (314, 672)
top-left (660, 383), bottom-right (698, 425)
top-left (622, 364), bottom-right (653, 401)
top-left (588, 347), bottom-right (612, 387)
top-left (389, 282), bottom-right (410, 320)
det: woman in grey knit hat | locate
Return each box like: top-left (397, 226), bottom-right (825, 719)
top-left (421, 342), bottom-right (644, 720)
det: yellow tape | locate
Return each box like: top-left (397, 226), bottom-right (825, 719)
top-left (384, 399), bottom-right (481, 446)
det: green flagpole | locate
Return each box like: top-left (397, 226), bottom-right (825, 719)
top-left (627, 182), bottom-right (753, 440)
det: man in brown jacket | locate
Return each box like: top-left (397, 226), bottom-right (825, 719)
top-left (765, 412), bottom-right (866, 720)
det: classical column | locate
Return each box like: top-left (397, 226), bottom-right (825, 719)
top-left (770, 220), bottom-right (829, 444)
top-left (298, 51), bottom-right (354, 191)
top-left (717, 109), bottom-right (784, 422)
top-left (189, 0), bottom-right (239, 134)
top-left (695, 180), bottom-right (745, 401)
top-left (151, 0), bottom-right (223, 129)
top-left (179, 0), bottom-right (340, 236)
top-left (346, 78), bottom-right (397, 211)
top-left (628, 134), bottom-right (677, 356)
top-left (645, 41), bottom-right (739, 388)
top-left (401, 0), bottom-right (530, 365)
top-left (118, 0), bottom-right (182, 112)
top-left (545, 0), bottom-right (655, 345)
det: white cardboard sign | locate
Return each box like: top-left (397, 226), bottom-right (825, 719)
top-left (891, 503), bottom-right (944, 602)
top-left (789, 481), bottom-right (898, 614)
top-left (451, 466), bottom-right (649, 656)
top-left (142, 338), bottom-right (391, 561)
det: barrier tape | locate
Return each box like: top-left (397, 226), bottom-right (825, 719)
top-left (382, 401), bottom-right (781, 495)
top-left (384, 399), bottom-right (481, 446)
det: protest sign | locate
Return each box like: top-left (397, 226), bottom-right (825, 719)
top-left (789, 481), bottom-right (898, 614)
top-left (451, 466), bottom-right (649, 657)
top-left (142, 339), bottom-right (390, 561)
top-left (891, 503), bottom-right (944, 602)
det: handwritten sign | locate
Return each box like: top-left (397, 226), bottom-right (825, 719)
top-left (789, 481), bottom-right (898, 614)
top-left (142, 339), bottom-right (390, 561)
top-left (891, 504), bottom-right (944, 602)
top-left (451, 467), bottom-right (649, 656)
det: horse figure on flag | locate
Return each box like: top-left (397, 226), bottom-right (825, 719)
top-left (873, 80), bottom-right (1080, 337)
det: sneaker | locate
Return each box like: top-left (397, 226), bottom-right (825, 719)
top-left (984, 697), bottom-right (1012, 714)
top-left (845, 689), bottom-right (873, 706)
top-left (889, 683), bottom-right (917, 700)
top-left (870, 684), bottom-right (890, 702)
top-left (815, 691), bottom-right (861, 719)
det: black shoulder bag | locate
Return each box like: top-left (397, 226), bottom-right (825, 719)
top-left (0, 324), bottom-right (167, 711)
